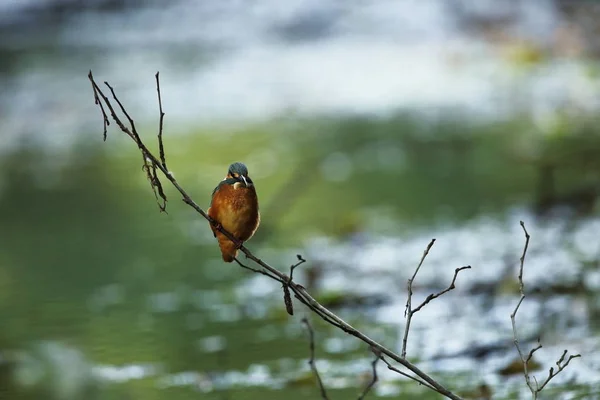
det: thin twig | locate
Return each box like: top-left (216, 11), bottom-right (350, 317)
top-left (537, 351), bottom-right (581, 392)
top-left (88, 71), bottom-right (466, 400)
top-left (283, 254), bottom-right (307, 315)
top-left (402, 239), bottom-right (435, 358)
top-left (357, 350), bottom-right (379, 400)
top-left (405, 239), bottom-right (436, 318)
top-left (289, 254), bottom-right (307, 283)
top-left (510, 221), bottom-right (535, 396)
top-left (526, 340), bottom-right (542, 364)
top-left (88, 71), bottom-right (109, 141)
top-left (233, 257), bottom-right (282, 282)
top-left (510, 221), bottom-right (581, 399)
top-left (151, 162), bottom-right (168, 212)
top-left (302, 318), bottom-right (329, 400)
top-left (411, 266), bottom-right (471, 314)
top-left (104, 81), bottom-right (142, 144)
top-left (155, 71), bottom-right (167, 169)
top-left (377, 354), bottom-right (435, 391)
top-left (402, 239), bottom-right (471, 358)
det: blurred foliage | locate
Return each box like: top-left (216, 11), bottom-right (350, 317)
top-left (1, 111), bottom-right (599, 398)
top-left (161, 113), bottom-right (600, 241)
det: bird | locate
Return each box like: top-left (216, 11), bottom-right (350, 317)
top-left (207, 162), bottom-right (260, 262)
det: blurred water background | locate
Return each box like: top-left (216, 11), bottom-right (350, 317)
top-left (1, 0), bottom-right (600, 399)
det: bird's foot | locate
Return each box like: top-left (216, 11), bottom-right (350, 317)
top-left (233, 238), bottom-right (244, 249)
top-left (211, 220), bottom-right (223, 231)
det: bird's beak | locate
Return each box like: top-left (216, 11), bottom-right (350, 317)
top-left (241, 175), bottom-right (249, 187)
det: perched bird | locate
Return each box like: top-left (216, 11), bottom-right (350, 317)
top-left (208, 162), bottom-right (260, 262)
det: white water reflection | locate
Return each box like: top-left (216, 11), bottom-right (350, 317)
top-left (255, 210), bottom-right (596, 392)
top-left (1, 0), bottom-right (599, 153)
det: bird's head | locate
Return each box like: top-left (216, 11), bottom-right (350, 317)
top-left (226, 162), bottom-right (253, 187)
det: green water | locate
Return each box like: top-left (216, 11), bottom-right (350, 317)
top-left (1, 114), bottom-right (599, 399)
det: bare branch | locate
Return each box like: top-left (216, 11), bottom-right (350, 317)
top-left (233, 257), bottom-right (282, 282)
top-left (88, 71), bottom-right (109, 141)
top-left (88, 71), bottom-right (467, 400)
top-left (511, 221), bottom-right (581, 399)
top-left (104, 81), bottom-right (142, 144)
top-left (155, 71), bottom-right (167, 169)
top-left (357, 350), bottom-right (379, 400)
top-left (537, 352), bottom-right (581, 392)
top-left (150, 162), bottom-right (168, 212)
top-left (282, 254), bottom-right (307, 316)
top-left (411, 266), bottom-right (471, 314)
top-left (289, 254), bottom-right (307, 283)
top-left (405, 239), bottom-right (436, 318)
top-left (377, 353), bottom-right (435, 391)
top-left (302, 318), bottom-right (329, 400)
top-left (525, 340), bottom-right (542, 364)
top-left (402, 239), bottom-right (435, 358)
top-left (402, 239), bottom-right (471, 358)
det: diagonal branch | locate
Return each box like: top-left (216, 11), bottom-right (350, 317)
top-left (104, 81), bottom-right (142, 145)
top-left (87, 71), bottom-right (467, 400)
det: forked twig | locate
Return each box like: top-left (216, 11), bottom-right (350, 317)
top-left (410, 266), bottom-right (471, 314)
top-left (510, 221), bottom-right (581, 399)
top-left (289, 254), bottom-right (307, 283)
top-left (402, 239), bottom-right (471, 358)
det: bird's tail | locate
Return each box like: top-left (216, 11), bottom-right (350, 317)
top-left (217, 233), bottom-right (238, 262)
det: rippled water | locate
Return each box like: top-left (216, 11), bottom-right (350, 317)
top-left (1, 199), bottom-right (597, 398)
top-left (90, 211), bottom-right (600, 394)
top-left (273, 210), bottom-right (599, 394)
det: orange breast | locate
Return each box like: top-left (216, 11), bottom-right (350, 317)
top-left (208, 183), bottom-right (260, 241)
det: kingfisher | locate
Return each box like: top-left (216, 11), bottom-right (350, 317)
top-left (208, 162), bottom-right (260, 262)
